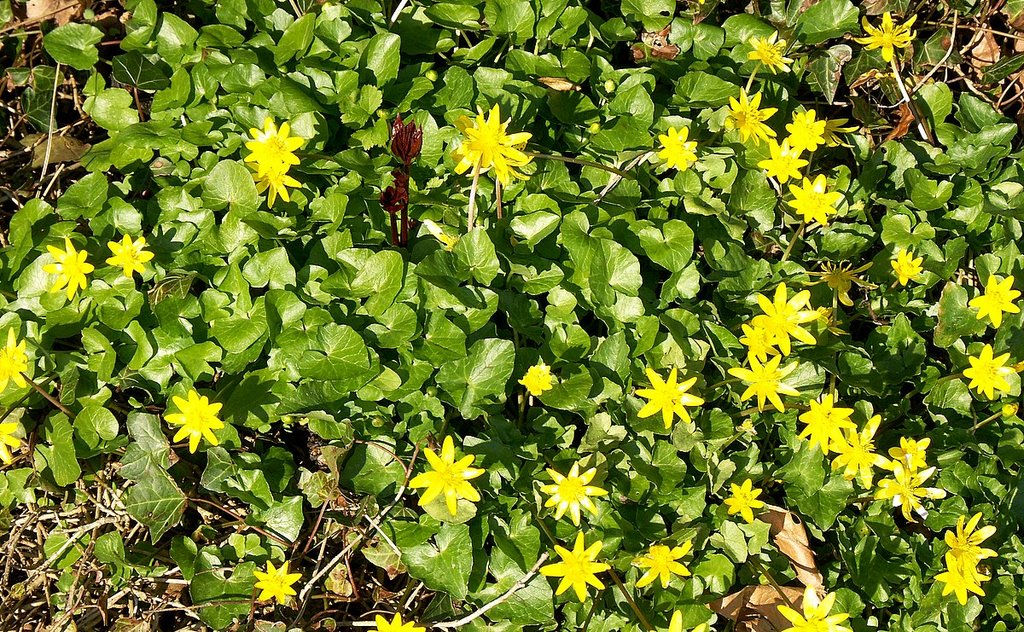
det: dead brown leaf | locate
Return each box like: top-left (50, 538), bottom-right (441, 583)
top-left (710, 584), bottom-right (806, 631)
top-left (537, 77), bottom-right (580, 92)
top-left (970, 31), bottom-right (1001, 69)
top-left (23, 133), bottom-right (90, 168)
top-left (631, 24), bottom-right (680, 62)
top-left (884, 102), bottom-right (915, 142)
top-left (757, 505), bottom-right (823, 592)
top-left (23, 0), bottom-right (84, 26)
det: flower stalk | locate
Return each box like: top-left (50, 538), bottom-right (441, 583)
top-left (381, 115), bottom-right (423, 247)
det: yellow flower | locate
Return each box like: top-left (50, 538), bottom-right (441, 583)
top-left (963, 344), bottom-right (1015, 399)
top-left (751, 282), bottom-right (818, 355)
top-left (728, 356), bottom-right (800, 413)
top-left (421, 219), bottom-right (459, 251)
top-left (944, 512), bottom-right (997, 569)
top-left (105, 235), bottom-right (155, 278)
top-left (969, 274), bottom-right (1021, 328)
top-left (244, 117), bottom-right (303, 177)
top-left (0, 329), bottom-right (29, 393)
top-left (724, 478), bottom-right (765, 523)
top-left (409, 436), bottom-right (484, 515)
top-left (777, 586), bottom-right (851, 632)
top-left (657, 126), bottom-right (698, 171)
top-left (821, 118), bottom-right (858, 147)
top-left (1003, 403), bottom-right (1019, 418)
top-left (798, 394), bottom-right (856, 455)
top-left (668, 612), bottom-right (708, 632)
top-left (452, 104), bottom-right (533, 185)
top-left (935, 552), bottom-right (987, 605)
top-left (255, 165), bottom-right (302, 207)
top-left (747, 32), bottom-right (793, 74)
top-left (830, 414), bottom-right (888, 488)
top-left (42, 237), bottom-right (94, 300)
top-left (372, 613), bottom-right (425, 632)
top-left (891, 250), bottom-right (924, 286)
top-left (809, 261), bottom-right (874, 307)
top-left (875, 462), bottom-right (946, 522)
top-left (519, 362), bottom-right (555, 396)
top-left (786, 175), bottom-right (843, 226)
top-left (886, 436), bottom-right (930, 472)
top-left (785, 110), bottom-right (827, 155)
top-left (0, 422), bottom-right (21, 464)
top-left (164, 390), bottom-right (225, 453)
top-left (539, 461), bottom-right (608, 526)
top-left (855, 12), bottom-right (916, 63)
top-left (725, 89), bottom-right (777, 146)
top-left (739, 322), bottom-right (779, 363)
top-left (634, 541), bottom-right (692, 589)
top-left (758, 139), bottom-right (807, 184)
top-left (539, 532), bottom-right (611, 602)
top-left (635, 368), bottom-right (705, 430)
top-left (253, 560), bottom-right (302, 604)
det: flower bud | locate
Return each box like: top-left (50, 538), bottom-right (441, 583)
top-left (1003, 403), bottom-right (1018, 418)
top-left (390, 115), bottom-right (423, 166)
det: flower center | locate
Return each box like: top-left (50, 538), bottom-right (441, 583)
top-left (558, 478), bottom-right (585, 501)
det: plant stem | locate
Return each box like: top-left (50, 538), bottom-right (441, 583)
top-left (606, 568), bottom-right (654, 632)
top-left (523, 151), bottom-right (633, 178)
top-left (971, 411), bottom-right (1002, 433)
top-left (389, 212), bottom-right (399, 246)
top-left (467, 166), bottom-right (481, 231)
top-left (495, 179), bottom-right (503, 220)
top-left (745, 63), bottom-right (760, 93)
top-left (400, 203), bottom-right (409, 246)
top-left (889, 57), bottom-right (932, 143)
top-left (21, 373), bottom-right (74, 418)
top-left (781, 222), bottom-right (805, 262)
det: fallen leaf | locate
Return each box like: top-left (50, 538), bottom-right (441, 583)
top-left (631, 24), bottom-right (680, 62)
top-left (970, 31), bottom-right (1001, 69)
top-left (537, 77), bottom-right (580, 91)
top-left (757, 505), bottom-right (824, 592)
top-left (23, 0), bottom-right (83, 26)
top-left (710, 584), bottom-right (805, 631)
top-left (23, 133), bottom-right (91, 168)
top-left (884, 102), bottom-right (915, 142)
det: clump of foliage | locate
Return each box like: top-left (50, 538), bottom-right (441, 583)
top-left (1, 0), bottom-right (1024, 630)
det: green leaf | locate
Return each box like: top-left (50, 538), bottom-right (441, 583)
top-left (350, 250), bottom-right (404, 316)
top-left (905, 169), bottom-right (954, 211)
top-left (123, 468), bottom-right (186, 541)
top-left (934, 282), bottom-right (987, 348)
top-left (191, 561), bottom-right (257, 629)
top-left (435, 338), bottom-right (515, 417)
top-left (43, 23), bottom-right (103, 70)
top-left (402, 522), bottom-right (473, 600)
top-left (83, 88), bottom-right (140, 131)
top-left (39, 415), bottom-right (80, 487)
top-left (361, 33), bottom-right (401, 86)
top-left (275, 13), bottom-right (315, 64)
top-left (74, 405), bottom-right (119, 449)
top-left (57, 171), bottom-right (108, 220)
top-left (203, 160), bottom-right (259, 213)
top-left (795, 0), bottom-right (859, 45)
top-left (111, 51), bottom-right (171, 91)
top-left (484, 0), bottom-right (534, 43)
top-left (296, 323), bottom-right (374, 387)
top-left (806, 45), bottom-right (852, 104)
top-left (453, 228), bottom-right (500, 285)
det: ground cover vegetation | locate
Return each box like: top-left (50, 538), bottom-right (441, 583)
top-left (1, 0), bottom-right (1024, 630)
